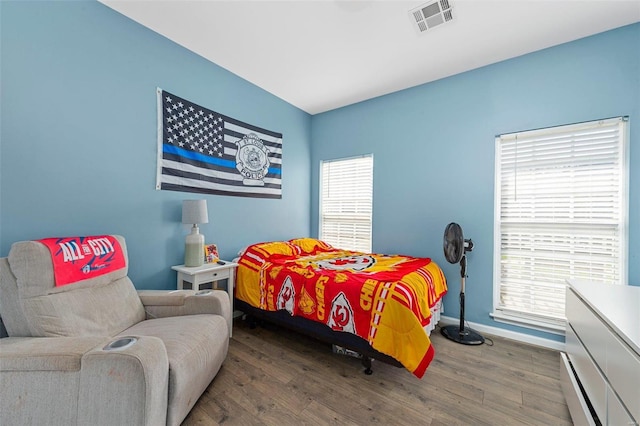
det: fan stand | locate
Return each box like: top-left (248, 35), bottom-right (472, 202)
top-left (441, 255), bottom-right (485, 345)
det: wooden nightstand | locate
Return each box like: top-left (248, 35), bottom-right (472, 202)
top-left (171, 261), bottom-right (238, 337)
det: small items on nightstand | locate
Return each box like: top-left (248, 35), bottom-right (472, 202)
top-left (204, 243), bottom-right (219, 263)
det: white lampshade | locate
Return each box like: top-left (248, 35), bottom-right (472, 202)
top-left (182, 200), bottom-right (209, 225)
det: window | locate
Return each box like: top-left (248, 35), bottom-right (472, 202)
top-left (493, 117), bottom-right (628, 333)
top-left (320, 155), bottom-right (373, 252)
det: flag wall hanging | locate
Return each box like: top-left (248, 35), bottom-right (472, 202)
top-left (156, 88), bottom-right (283, 199)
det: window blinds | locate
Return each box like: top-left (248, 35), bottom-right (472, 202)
top-left (320, 155), bottom-right (373, 252)
top-left (493, 117), bottom-right (628, 331)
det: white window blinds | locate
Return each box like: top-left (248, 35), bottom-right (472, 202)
top-left (320, 155), bottom-right (373, 252)
top-left (493, 117), bottom-right (628, 332)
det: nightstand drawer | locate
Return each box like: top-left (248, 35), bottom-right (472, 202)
top-left (197, 269), bottom-right (230, 282)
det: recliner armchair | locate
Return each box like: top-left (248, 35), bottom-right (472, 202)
top-left (0, 235), bottom-right (230, 426)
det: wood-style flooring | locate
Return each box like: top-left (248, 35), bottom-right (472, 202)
top-left (183, 318), bottom-right (572, 425)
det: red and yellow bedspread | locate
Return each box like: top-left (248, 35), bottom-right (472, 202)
top-left (236, 238), bottom-right (447, 378)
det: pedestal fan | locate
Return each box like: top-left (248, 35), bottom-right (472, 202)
top-left (441, 222), bottom-right (484, 345)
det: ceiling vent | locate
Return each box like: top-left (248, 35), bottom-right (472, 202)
top-left (409, 0), bottom-right (453, 34)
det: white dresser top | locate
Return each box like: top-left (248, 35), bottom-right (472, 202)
top-left (567, 280), bottom-right (640, 357)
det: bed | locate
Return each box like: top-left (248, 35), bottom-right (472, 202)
top-left (235, 238), bottom-right (448, 378)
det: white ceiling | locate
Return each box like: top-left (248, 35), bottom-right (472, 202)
top-left (100, 0), bottom-right (640, 115)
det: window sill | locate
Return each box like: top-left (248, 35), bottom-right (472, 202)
top-left (491, 311), bottom-right (566, 336)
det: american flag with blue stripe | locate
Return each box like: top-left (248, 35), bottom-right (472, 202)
top-left (156, 89), bottom-right (282, 199)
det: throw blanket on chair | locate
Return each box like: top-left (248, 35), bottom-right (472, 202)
top-left (37, 235), bottom-right (125, 287)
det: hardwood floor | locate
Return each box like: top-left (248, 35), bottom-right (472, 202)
top-left (183, 318), bottom-right (572, 425)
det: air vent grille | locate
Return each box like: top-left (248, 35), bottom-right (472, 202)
top-left (409, 0), bottom-right (454, 34)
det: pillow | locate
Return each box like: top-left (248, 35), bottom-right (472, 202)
top-left (288, 238), bottom-right (334, 254)
top-left (247, 241), bottom-right (300, 257)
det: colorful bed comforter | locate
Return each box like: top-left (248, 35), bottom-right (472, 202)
top-left (236, 238), bottom-right (447, 378)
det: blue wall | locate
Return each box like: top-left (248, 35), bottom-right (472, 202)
top-left (0, 1), bottom-right (312, 289)
top-left (310, 23), bottom-right (640, 341)
top-left (1, 2), bottom-right (638, 342)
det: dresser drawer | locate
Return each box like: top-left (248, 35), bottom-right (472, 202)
top-left (566, 289), bottom-right (608, 368)
top-left (567, 287), bottom-right (640, 422)
top-left (607, 386), bottom-right (636, 426)
top-left (560, 352), bottom-right (596, 426)
top-left (604, 328), bottom-right (640, 422)
top-left (566, 324), bottom-right (606, 422)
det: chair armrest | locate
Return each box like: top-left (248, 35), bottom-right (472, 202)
top-left (138, 290), bottom-right (231, 330)
top-left (1, 335), bottom-right (169, 426)
top-left (1, 336), bottom-right (106, 425)
top-left (78, 335), bottom-right (169, 426)
top-left (0, 336), bottom-right (105, 371)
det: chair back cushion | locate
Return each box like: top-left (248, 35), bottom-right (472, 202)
top-left (0, 257), bottom-right (32, 337)
top-left (6, 235), bottom-right (145, 337)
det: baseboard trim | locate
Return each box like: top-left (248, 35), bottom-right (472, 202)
top-left (438, 315), bottom-right (565, 352)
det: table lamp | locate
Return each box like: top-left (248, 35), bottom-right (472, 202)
top-left (182, 199), bottom-right (208, 267)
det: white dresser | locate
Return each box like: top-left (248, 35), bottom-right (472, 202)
top-left (561, 280), bottom-right (640, 425)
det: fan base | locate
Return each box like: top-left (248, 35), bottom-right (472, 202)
top-left (440, 325), bottom-right (485, 345)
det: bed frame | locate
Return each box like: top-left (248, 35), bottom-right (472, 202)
top-left (235, 298), bottom-right (403, 374)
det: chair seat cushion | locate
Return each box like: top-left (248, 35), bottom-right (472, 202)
top-left (119, 314), bottom-right (228, 426)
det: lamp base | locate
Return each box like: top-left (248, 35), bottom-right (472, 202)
top-left (440, 325), bottom-right (485, 345)
top-left (184, 225), bottom-right (204, 267)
